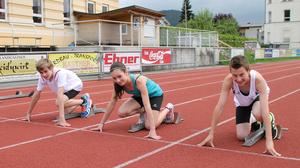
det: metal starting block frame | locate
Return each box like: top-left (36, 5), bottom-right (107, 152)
top-left (57, 105), bottom-right (106, 121)
top-left (243, 125), bottom-right (265, 147)
top-left (0, 90), bottom-right (34, 100)
top-left (128, 112), bottom-right (183, 133)
top-left (243, 124), bottom-right (287, 147)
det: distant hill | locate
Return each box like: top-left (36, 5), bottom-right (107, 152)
top-left (160, 10), bottom-right (181, 26)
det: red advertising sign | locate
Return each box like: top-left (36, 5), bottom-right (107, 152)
top-left (142, 48), bottom-right (171, 64)
top-left (102, 52), bottom-right (141, 73)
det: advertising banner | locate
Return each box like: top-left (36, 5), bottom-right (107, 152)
top-left (48, 53), bottom-right (99, 74)
top-left (255, 49), bottom-right (264, 59)
top-left (231, 48), bottom-right (244, 58)
top-left (264, 48), bottom-right (273, 58)
top-left (142, 48), bottom-right (171, 64)
top-left (272, 49), bottom-right (280, 58)
top-left (102, 52), bottom-right (141, 73)
top-left (296, 49), bottom-right (300, 56)
top-left (0, 54), bottom-right (45, 82)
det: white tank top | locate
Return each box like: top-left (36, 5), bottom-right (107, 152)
top-left (232, 70), bottom-right (269, 107)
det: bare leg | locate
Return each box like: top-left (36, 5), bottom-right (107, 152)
top-left (144, 107), bottom-right (171, 129)
top-left (64, 99), bottom-right (83, 108)
top-left (251, 101), bottom-right (262, 121)
top-left (236, 123), bottom-right (251, 140)
top-left (236, 101), bottom-right (261, 140)
top-left (65, 105), bottom-right (81, 114)
top-left (118, 98), bottom-right (142, 118)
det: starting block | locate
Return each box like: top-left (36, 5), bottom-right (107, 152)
top-left (0, 90), bottom-right (34, 100)
top-left (243, 124), bottom-right (287, 147)
top-left (128, 112), bottom-right (183, 133)
top-left (55, 105), bottom-right (106, 121)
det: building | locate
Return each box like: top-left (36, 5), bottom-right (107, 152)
top-left (239, 23), bottom-right (263, 43)
top-left (264, 0), bottom-right (300, 49)
top-left (0, 0), bottom-right (119, 51)
top-left (72, 5), bottom-right (165, 47)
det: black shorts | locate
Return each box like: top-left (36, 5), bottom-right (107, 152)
top-left (236, 96), bottom-right (259, 124)
top-left (64, 89), bottom-right (80, 99)
top-left (132, 94), bottom-right (163, 111)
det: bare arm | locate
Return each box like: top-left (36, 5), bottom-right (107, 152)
top-left (99, 91), bottom-right (118, 125)
top-left (198, 74), bottom-right (232, 146)
top-left (255, 72), bottom-right (281, 156)
top-left (91, 91), bottom-right (118, 132)
top-left (56, 87), bottom-right (66, 121)
top-left (25, 90), bottom-right (41, 121)
top-left (136, 76), bottom-right (160, 139)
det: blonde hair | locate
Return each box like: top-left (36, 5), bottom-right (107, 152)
top-left (36, 58), bottom-right (54, 72)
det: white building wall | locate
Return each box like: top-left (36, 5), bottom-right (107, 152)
top-left (264, 0), bottom-right (300, 48)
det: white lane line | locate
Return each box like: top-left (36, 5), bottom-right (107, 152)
top-left (1, 65), bottom-right (300, 110)
top-left (1, 69), bottom-right (300, 125)
top-left (113, 88), bottom-right (300, 167)
top-left (1, 61), bottom-right (299, 94)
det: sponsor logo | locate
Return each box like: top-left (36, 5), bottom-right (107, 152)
top-left (142, 48), bottom-right (171, 64)
top-left (103, 53), bottom-right (139, 64)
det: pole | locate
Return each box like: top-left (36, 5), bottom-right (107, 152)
top-left (185, 1), bottom-right (187, 29)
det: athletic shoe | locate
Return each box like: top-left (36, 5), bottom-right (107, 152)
top-left (251, 121), bottom-right (262, 132)
top-left (165, 103), bottom-right (174, 121)
top-left (269, 112), bottom-right (278, 139)
top-left (81, 93), bottom-right (92, 118)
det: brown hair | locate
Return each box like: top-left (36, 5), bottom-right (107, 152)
top-left (110, 62), bottom-right (127, 99)
top-left (36, 58), bottom-right (54, 72)
top-left (229, 55), bottom-right (250, 71)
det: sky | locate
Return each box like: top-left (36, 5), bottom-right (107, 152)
top-left (120, 0), bottom-right (265, 25)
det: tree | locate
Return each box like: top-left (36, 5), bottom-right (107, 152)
top-left (179, 0), bottom-right (194, 24)
top-left (213, 13), bottom-right (234, 23)
top-left (213, 13), bottom-right (239, 35)
top-left (178, 9), bottom-right (214, 31)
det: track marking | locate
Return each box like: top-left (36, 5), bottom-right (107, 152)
top-left (1, 65), bottom-right (300, 109)
top-left (113, 87), bottom-right (300, 167)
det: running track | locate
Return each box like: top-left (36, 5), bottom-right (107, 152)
top-left (0, 61), bottom-right (299, 168)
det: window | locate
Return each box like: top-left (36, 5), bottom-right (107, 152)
top-left (267, 32), bottom-right (271, 43)
top-left (87, 1), bottom-right (95, 14)
top-left (0, 0), bottom-right (7, 20)
top-left (282, 30), bottom-right (290, 43)
top-left (268, 11), bottom-right (272, 23)
top-left (64, 0), bottom-right (71, 25)
top-left (33, 0), bottom-right (43, 23)
top-left (144, 17), bottom-right (155, 37)
top-left (102, 4), bottom-right (109, 12)
top-left (284, 10), bottom-right (290, 21)
top-left (121, 24), bottom-right (127, 35)
top-left (268, 0), bottom-right (272, 4)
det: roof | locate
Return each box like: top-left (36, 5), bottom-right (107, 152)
top-left (239, 23), bottom-right (263, 28)
top-left (73, 5), bottom-right (165, 20)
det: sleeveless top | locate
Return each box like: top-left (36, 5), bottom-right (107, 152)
top-left (232, 70), bottom-right (270, 107)
top-left (124, 74), bottom-right (163, 98)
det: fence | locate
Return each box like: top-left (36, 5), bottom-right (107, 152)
top-left (52, 19), bottom-right (219, 48)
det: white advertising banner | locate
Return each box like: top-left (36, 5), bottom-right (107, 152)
top-left (231, 48), bottom-right (245, 58)
top-left (102, 52), bottom-right (141, 73)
